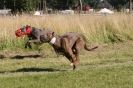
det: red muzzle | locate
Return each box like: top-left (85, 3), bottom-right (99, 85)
top-left (15, 26), bottom-right (32, 37)
top-left (15, 29), bottom-right (24, 37)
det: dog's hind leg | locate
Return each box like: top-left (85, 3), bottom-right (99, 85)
top-left (74, 38), bottom-right (85, 63)
top-left (62, 38), bottom-right (77, 70)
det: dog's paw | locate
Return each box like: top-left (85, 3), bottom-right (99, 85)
top-left (25, 45), bottom-right (27, 48)
top-left (70, 63), bottom-right (74, 66)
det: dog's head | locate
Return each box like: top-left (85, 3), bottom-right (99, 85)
top-left (15, 25), bottom-right (32, 37)
top-left (40, 30), bottom-right (55, 43)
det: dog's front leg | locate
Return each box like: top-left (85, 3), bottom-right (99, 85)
top-left (25, 39), bottom-right (40, 49)
top-left (25, 41), bottom-right (32, 49)
top-left (52, 47), bottom-right (60, 57)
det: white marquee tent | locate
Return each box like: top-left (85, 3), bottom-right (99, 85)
top-left (98, 8), bottom-right (114, 14)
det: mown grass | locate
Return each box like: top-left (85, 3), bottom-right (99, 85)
top-left (0, 65), bottom-right (133, 88)
top-left (0, 41), bottom-right (133, 88)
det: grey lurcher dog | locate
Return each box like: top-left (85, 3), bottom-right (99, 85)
top-left (15, 25), bottom-right (53, 49)
top-left (40, 31), bottom-right (98, 70)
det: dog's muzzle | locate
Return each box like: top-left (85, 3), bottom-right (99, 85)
top-left (15, 29), bottom-right (23, 37)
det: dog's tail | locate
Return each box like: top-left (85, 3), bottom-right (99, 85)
top-left (84, 44), bottom-right (98, 51)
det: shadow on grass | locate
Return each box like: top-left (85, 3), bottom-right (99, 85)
top-left (15, 67), bottom-right (65, 72)
top-left (0, 54), bottom-right (45, 59)
top-left (0, 54), bottom-right (6, 59)
top-left (11, 54), bottom-right (44, 59)
top-left (0, 67), bottom-right (66, 74)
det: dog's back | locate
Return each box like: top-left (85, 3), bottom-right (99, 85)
top-left (29, 27), bottom-right (53, 40)
top-left (61, 32), bottom-right (82, 47)
top-left (29, 27), bottom-right (43, 39)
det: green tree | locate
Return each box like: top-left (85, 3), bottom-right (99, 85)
top-left (84, 0), bottom-right (100, 8)
top-left (107, 0), bottom-right (128, 11)
top-left (46, 0), bottom-right (78, 10)
top-left (6, 0), bottom-right (38, 13)
top-left (0, 0), bottom-right (5, 9)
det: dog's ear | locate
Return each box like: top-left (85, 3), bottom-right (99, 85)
top-left (52, 32), bottom-right (55, 36)
top-left (47, 31), bottom-right (54, 38)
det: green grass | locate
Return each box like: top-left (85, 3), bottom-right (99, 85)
top-left (0, 65), bottom-right (133, 88)
top-left (0, 41), bottom-right (133, 88)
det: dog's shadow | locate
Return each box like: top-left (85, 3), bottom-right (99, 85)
top-left (0, 54), bottom-right (66, 73)
top-left (0, 67), bottom-right (66, 74)
top-left (0, 54), bottom-right (44, 59)
top-left (0, 54), bottom-right (6, 59)
top-left (11, 54), bottom-right (43, 59)
top-left (15, 67), bottom-right (65, 72)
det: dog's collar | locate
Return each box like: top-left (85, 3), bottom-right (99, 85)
top-left (50, 37), bottom-right (56, 44)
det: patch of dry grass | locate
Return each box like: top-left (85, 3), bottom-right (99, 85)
top-left (0, 14), bottom-right (132, 50)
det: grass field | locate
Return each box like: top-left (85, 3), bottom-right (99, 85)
top-left (0, 41), bottom-right (133, 88)
top-left (0, 14), bottom-right (133, 88)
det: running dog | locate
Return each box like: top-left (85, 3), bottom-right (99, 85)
top-left (40, 31), bottom-right (98, 70)
top-left (15, 25), bottom-right (52, 49)
top-left (15, 26), bottom-right (98, 70)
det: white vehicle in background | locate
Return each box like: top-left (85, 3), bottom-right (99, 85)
top-left (59, 10), bottom-right (74, 15)
top-left (0, 9), bottom-right (11, 15)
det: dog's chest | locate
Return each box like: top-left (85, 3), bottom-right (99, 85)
top-left (53, 45), bottom-right (65, 54)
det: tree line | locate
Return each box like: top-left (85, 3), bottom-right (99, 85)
top-left (0, 0), bottom-right (131, 13)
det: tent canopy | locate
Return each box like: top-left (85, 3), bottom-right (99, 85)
top-left (98, 8), bottom-right (114, 14)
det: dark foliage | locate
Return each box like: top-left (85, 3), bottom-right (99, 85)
top-left (0, 0), bottom-right (130, 13)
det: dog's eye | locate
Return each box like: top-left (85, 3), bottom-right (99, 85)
top-left (47, 33), bottom-right (53, 38)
